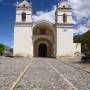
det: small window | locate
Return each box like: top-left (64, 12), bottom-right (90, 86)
top-left (63, 5), bottom-right (65, 8)
top-left (40, 29), bottom-right (46, 35)
top-left (63, 29), bottom-right (67, 32)
top-left (63, 13), bottom-right (67, 23)
top-left (23, 4), bottom-right (25, 7)
top-left (22, 12), bottom-right (26, 22)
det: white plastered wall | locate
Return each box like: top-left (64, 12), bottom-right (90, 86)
top-left (73, 43), bottom-right (81, 56)
top-left (56, 27), bottom-right (74, 57)
top-left (14, 26), bottom-right (33, 57)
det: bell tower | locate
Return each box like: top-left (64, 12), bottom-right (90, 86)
top-left (56, 0), bottom-right (74, 57)
top-left (14, 0), bottom-right (33, 57)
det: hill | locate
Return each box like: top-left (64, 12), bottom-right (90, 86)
top-left (74, 30), bottom-right (90, 52)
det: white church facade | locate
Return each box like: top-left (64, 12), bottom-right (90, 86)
top-left (14, 0), bottom-right (81, 58)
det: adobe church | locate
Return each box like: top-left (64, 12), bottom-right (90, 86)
top-left (13, 0), bottom-right (81, 58)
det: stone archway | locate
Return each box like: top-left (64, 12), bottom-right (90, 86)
top-left (34, 39), bottom-right (52, 57)
top-left (32, 20), bottom-right (56, 58)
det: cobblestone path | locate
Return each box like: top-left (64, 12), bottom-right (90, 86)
top-left (15, 58), bottom-right (76, 90)
top-left (49, 58), bottom-right (90, 90)
top-left (0, 57), bottom-right (90, 90)
top-left (0, 57), bottom-right (31, 90)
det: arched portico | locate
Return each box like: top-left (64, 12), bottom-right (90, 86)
top-left (32, 21), bottom-right (56, 58)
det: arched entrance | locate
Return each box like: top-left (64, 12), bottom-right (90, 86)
top-left (38, 43), bottom-right (47, 57)
top-left (33, 21), bottom-right (56, 58)
top-left (34, 39), bottom-right (52, 57)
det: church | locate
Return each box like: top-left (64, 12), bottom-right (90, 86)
top-left (13, 0), bottom-right (81, 58)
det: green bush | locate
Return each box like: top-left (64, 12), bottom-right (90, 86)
top-left (0, 44), bottom-right (5, 56)
top-left (84, 51), bottom-right (90, 56)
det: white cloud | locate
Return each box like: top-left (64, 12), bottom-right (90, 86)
top-left (69, 0), bottom-right (90, 20)
top-left (33, 0), bottom-right (90, 34)
top-left (74, 26), bottom-right (88, 35)
top-left (69, 0), bottom-right (90, 34)
top-left (32, 6), bottom-right (56, 23)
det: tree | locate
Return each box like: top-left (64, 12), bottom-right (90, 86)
top-left (0, 44), bottom-right (5, 56)
top-left (80, 31), bottom-right (90, 51)
top-left (74, 30), bottom-right (90, 54)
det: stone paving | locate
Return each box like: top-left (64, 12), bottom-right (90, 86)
top-left (16, 58), bottom-right (76, 90)
top-left (59, 57), bottom-right (90, 72)
top-left (0, 57), bottom-right (90, 90)
top-left (50, 58), bottom-right (90, 90)
top-left (0, 57), bottom-right (31, 90)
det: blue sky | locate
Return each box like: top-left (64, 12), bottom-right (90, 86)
top-left (0, 0), bottom-right (60, 47)
top-left (0, 0), bottom-right (90, 47)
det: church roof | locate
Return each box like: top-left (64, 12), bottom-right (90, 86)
top-left (16, 0), bottom-right (32, 7)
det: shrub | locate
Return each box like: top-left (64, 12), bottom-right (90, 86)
top-left (84, 51), bottom-right (90, 56)
top-left (0, 44), bottom-right (5, 56)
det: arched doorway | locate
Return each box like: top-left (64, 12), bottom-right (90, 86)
top-left (34, 39), bottom-right (52, 57)
top-left (38, 43), bottom-right (47, 57)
